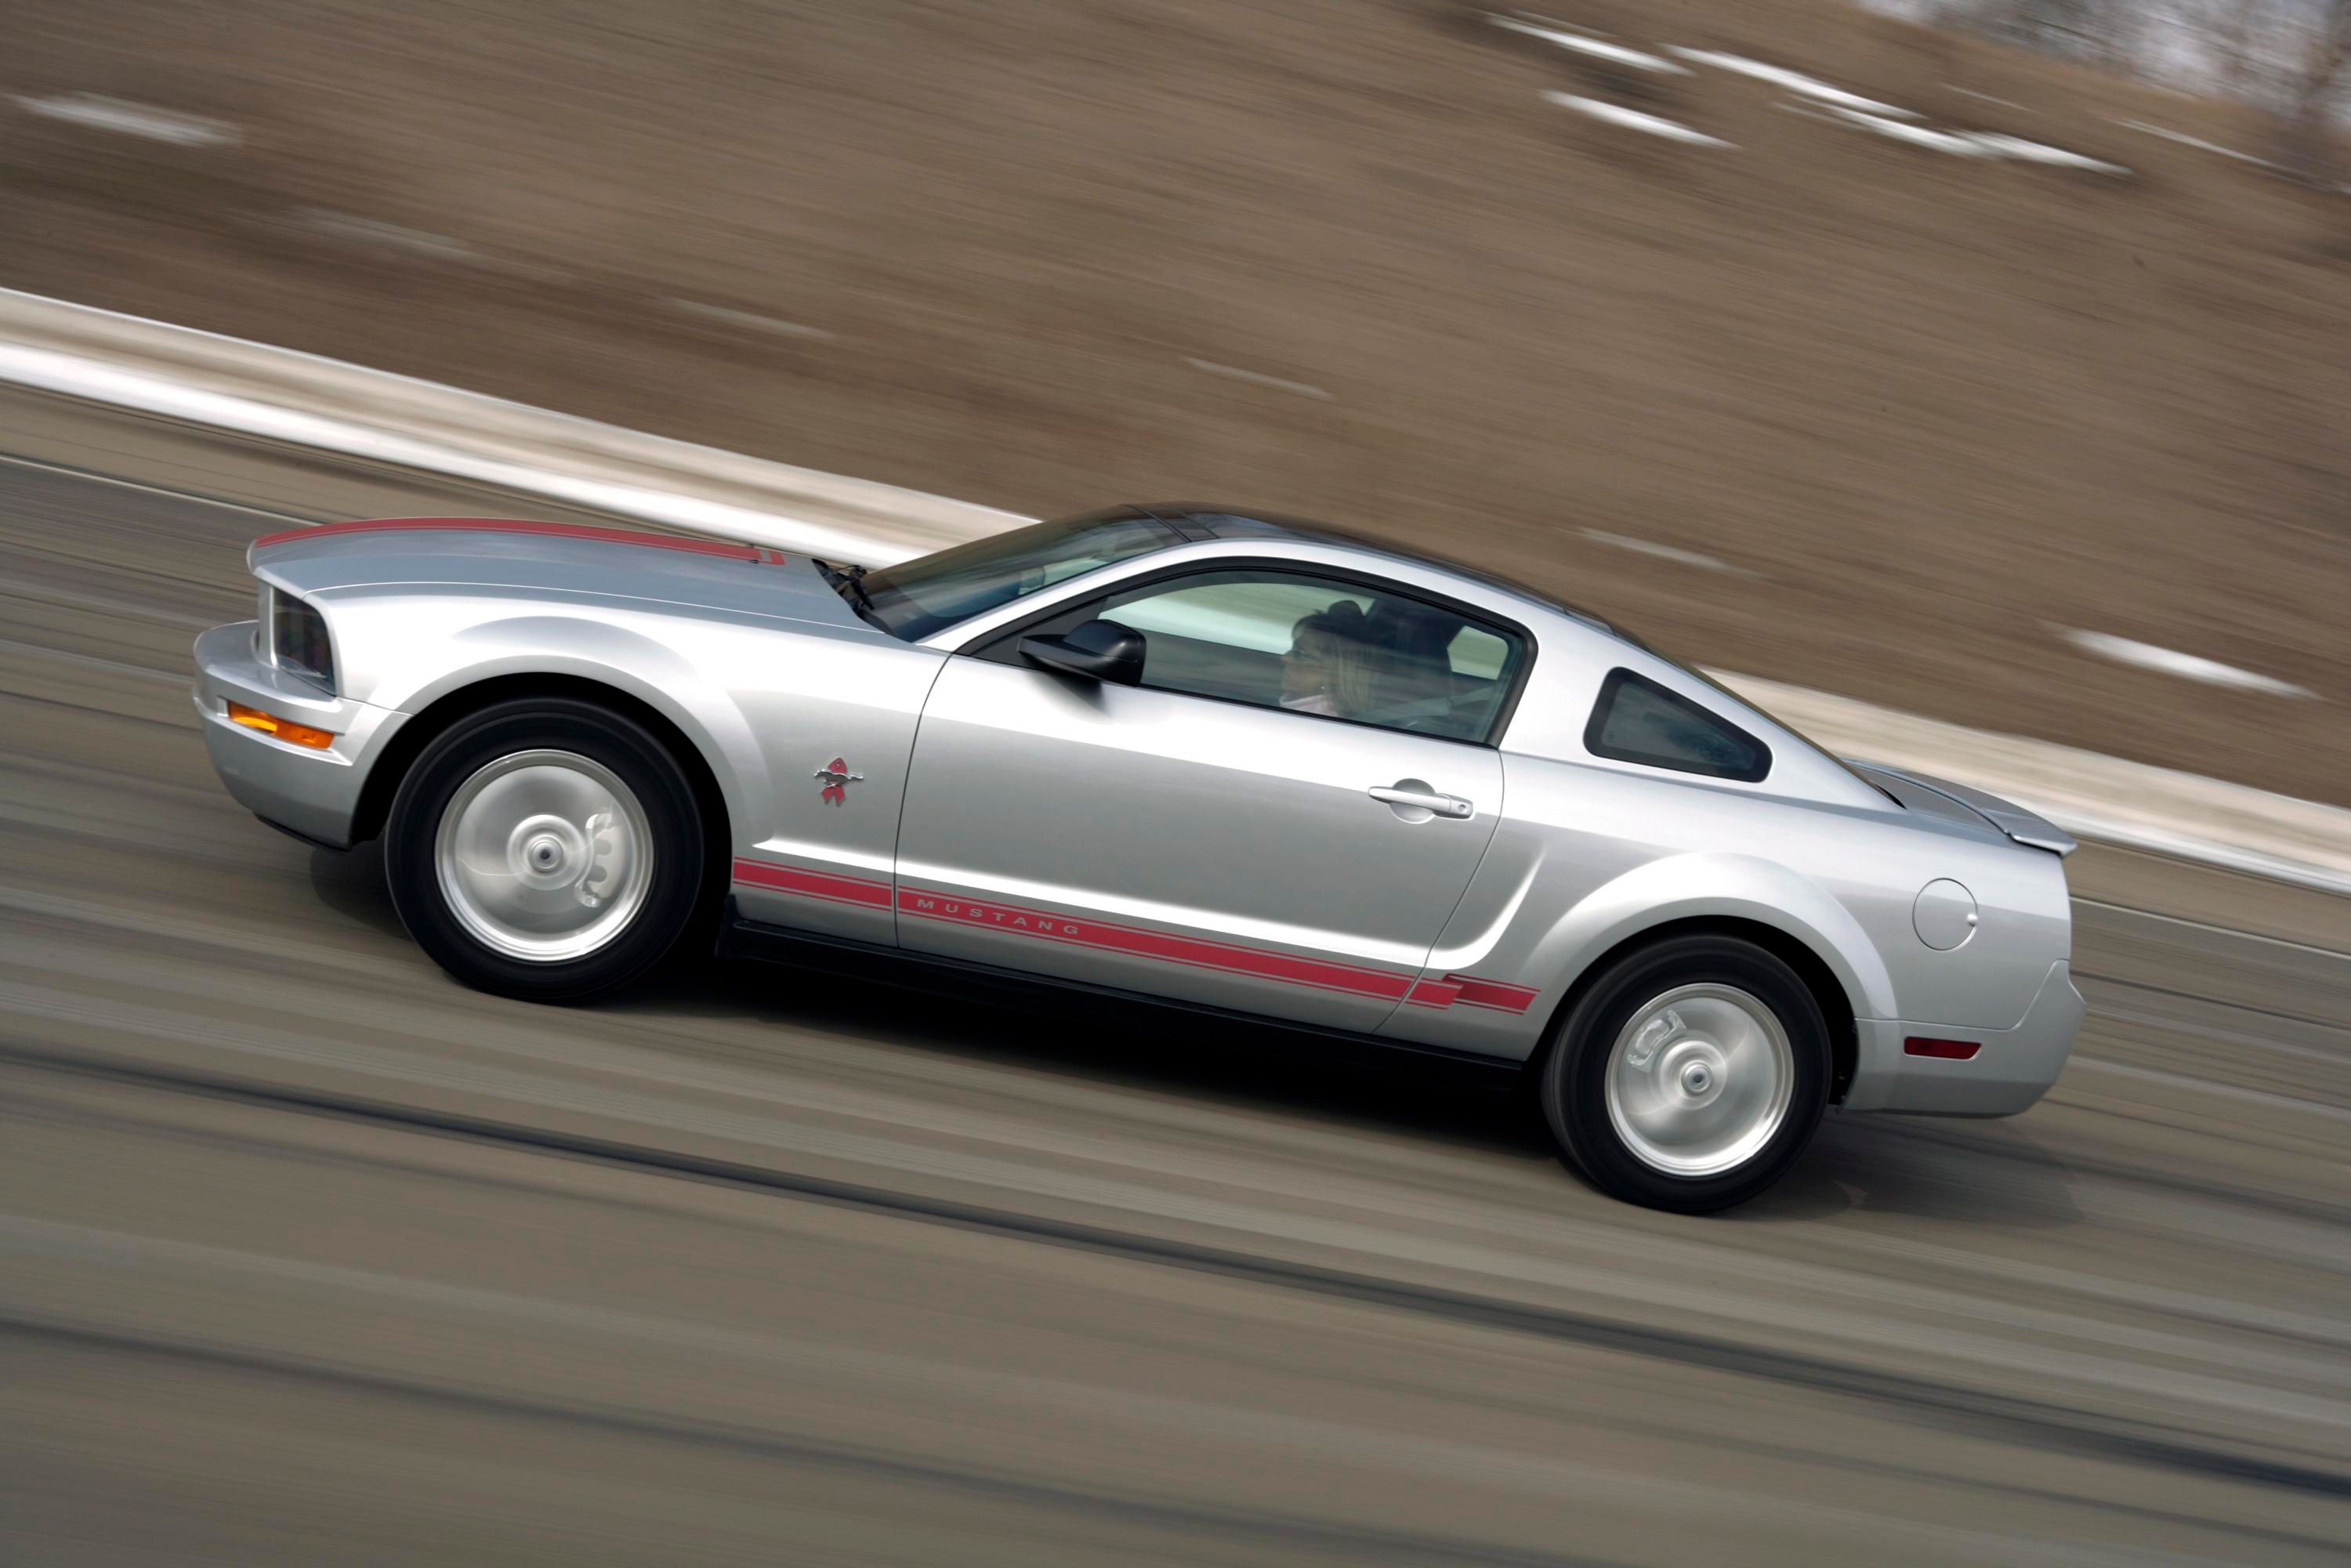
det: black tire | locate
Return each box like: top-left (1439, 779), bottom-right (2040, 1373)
top-left (382, 697), bottom-right (711, 1002)
top-left (1536, 934), bottom-right (1831, 1214)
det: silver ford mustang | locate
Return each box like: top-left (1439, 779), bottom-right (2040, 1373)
top-left (194, 504), bottom-right (2083, 1211)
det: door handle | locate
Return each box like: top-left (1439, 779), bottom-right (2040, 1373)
top-left (1368, 784), bottom-right (1474, 820)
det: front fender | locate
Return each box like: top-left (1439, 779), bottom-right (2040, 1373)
top-left (350, 607), bottom-right (771, 837)
top-left (1538, 853), bottom-right (1897, 1023)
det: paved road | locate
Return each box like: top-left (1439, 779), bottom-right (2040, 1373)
top-left (2, 418), bottom-right (2348, 1564)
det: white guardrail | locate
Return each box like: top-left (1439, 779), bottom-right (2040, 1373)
top-left (3, 285), bottom-right (2347, 896)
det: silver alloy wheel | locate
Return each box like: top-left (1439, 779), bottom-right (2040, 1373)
top-left (434, 749), bottom-right (653, 963)
top-left (1603, 983), bottom-right (1795, 1178)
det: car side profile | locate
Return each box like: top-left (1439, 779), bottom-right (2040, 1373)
top-left (194, 503), bottom-right (2084, 1211)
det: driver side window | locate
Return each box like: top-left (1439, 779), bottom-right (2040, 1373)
top-left (1095, 569), bottom-right (1527, 743)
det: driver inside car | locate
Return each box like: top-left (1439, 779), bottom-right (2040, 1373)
top-left (1280, 602), bottom-right (1378, 717)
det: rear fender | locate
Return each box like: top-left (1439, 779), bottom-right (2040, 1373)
top-left (1539, 853), bottom-right (1896, 1023)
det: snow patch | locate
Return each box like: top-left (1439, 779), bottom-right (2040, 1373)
top-left (1969, 133), bottom-right (2130, 176)
top-left (1668, 49), bottom-right (1918, 120)
top-left (1946, 85), bottom-right (2029, 111)
top-left (1183, 358), bottom-right (1332, 400)
top-left (2115, 118), bottom-right (2276, 169)
top-left (1812, 109), bottom-right (2129, 173)
top-left (1581, 529), bottom-right (1761, 578)
top-left (297, 210), bottom-right (484, 264)
top-left (14, 93), bottom-right (238, 147)
top-left (1817, 104), bottom-right (1987, 155)
top-left (1543, 93), bottom-right (1733, 148)
top-left (2059, 628), bottom-right (2312, 698)
top-left (1488, 16), bottom-right (1686, 74)
top-left (668, 300), bottom-right (834, 340)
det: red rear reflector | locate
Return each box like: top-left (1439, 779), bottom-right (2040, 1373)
top-left (1904, 1037), bottom-right (1980, 1060)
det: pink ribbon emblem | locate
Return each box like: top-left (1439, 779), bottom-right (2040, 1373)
top-left (816, 757), bottom-right (858, 806)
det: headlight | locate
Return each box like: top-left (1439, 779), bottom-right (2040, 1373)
top-left (261, 584), bottom-right (335, 692)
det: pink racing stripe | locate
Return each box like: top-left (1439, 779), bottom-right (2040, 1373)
top-left (252, 516), bottom-right (772, 561)
top-left (737, 868), bottom-right (1538, 1012)
top-left (1444, 974), bottom-right (1540, 1014)
top-left (733, 859), bottom-right (893, 909)
top-left (897, 887), bottom-right (1418, 1003)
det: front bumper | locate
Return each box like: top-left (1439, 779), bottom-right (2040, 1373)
top-left (1842, 960), bottom-right (2085, 1117)
top-left (192, 621), bottom-right (407, 849)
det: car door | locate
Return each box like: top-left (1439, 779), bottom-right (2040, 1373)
top-left (893, 563), bottom-right (1529, 1034)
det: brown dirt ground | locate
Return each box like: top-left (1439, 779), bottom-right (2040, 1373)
top-left (3, 0), bottom-right (2347, 801)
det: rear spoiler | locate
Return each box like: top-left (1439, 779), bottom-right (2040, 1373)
top-left (1849, 762), bottom-right (2078, 858)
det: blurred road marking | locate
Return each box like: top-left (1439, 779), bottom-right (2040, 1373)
top-left (1182, 358), bottom-right (1331, 400)
top-left (0, 575), bottom-right (215, 629)
top-left (2074, 896), bottom-right (2351, 961)
top-left (1580, 528), bottom-right (1760, 578)
top-left (0, 636), bottom-right (184, 685)
top-left (1487, 16), bottom-right (1686, 74)
top-left (2089, 1001), bottom-right (2347, 1068)
top-left (1541, 94), bottom-right (1733, 149)
top-left (0, 450), bottom-right (314, 523)
top-left (0, 1223), bottom-right (2132, 1551)
top-left (1665, 49), bottom-right (1919, 120)
top-left (2070, 1056), bottom-right (2351, 1122)
top-left (2059, 628), bottom-right (2312, 698)
top-left (2115, 118), bottom-right (2277, 169)
top-left (12, 1019), bottom-right (2349, 1435)
top-left (668, 300), bottom-right (834, 340)
top-left (13, 93), bottom-right (237, 147)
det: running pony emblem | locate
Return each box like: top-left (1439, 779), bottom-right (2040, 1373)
top-left (813, 758), bottom-right (864, 806)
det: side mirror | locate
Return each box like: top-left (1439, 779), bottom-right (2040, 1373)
top-left (1019, 618), bottom-right (1144, 686)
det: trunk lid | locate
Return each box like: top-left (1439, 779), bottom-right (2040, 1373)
top-left (1849, 762), bottom-right (2078, 858)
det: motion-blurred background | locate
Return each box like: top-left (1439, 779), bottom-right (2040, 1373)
top-left (7, 0), bottom-right (2348, 795)
top-left (4, 4), bottom-right (2350, 1565)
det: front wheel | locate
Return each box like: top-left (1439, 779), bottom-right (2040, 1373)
top-left (1536, 935), bottom-right (1831, 1213)
top-left (382, 698), bottom-right (710, 1001)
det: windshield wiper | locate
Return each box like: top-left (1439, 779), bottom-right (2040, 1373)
top-left (813, 557), bottom-right (888, 629)
top-left (813, 557), bottom-right (871, 604)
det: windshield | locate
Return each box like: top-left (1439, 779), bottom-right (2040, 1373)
top-left (858, 508), bottom-right (1179, 640)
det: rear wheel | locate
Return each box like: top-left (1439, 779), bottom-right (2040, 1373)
top-left (383, 698), bottom-right (709, 1001)
top-left (1537, 935), bottom-right (1830, 1213)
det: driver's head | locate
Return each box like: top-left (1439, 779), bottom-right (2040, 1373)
top-left (1285, 602), bottom-right (1375, 715)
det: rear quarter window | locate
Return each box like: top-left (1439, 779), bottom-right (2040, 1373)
top-left (1585, 668), bottom-right (1770, 784)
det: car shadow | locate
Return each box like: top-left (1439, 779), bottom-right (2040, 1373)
top-left (625, 949), bottom-right (1559, 1166)
top-left (305, 841), bottom-right (408, 943)
top-left (1736, 1113), bottom-right (2085, 1229)
top-left (302, 844), bottom-right (2081, 1220)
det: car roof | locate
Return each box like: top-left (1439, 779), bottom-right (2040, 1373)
top-left (1123, 503), bottom-right (1627, 639)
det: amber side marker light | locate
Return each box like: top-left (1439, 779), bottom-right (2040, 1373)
top-left (1904, 1037), bottom-right (1981, 1060)
top-left (227, 701), bottom-right (335, 750)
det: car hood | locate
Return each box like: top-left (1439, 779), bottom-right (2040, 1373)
top-left (1847, 761), bottom-right (2078, 857)
top-left (248, 517), bottom-right (870, 632)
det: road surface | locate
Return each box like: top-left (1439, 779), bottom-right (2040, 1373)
top-left (2, 393), bottom-right (2347, 1564)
